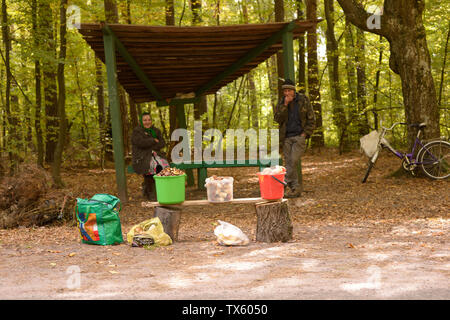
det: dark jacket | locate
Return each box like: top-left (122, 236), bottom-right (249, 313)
top-left (131, 125), bottom-right (166, 175)
top-left (274, 92), bottom-right (315, 143)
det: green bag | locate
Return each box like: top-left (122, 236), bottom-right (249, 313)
top-left (75, 193), bottom-right (123, 245)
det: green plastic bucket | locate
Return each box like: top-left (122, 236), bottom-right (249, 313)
top-left (154, 174), bottom-right (186, 204)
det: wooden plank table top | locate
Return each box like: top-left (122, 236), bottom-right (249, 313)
top-left (141, 197), bottom-right (287, 208)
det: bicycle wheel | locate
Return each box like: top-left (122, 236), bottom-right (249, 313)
top-left (418, 140), bottom-right (450, 179)
top-left (362, 160), bottom-right (375, 183)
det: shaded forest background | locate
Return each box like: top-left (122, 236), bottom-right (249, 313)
top-left (0, 0), bottom-right (448, 186)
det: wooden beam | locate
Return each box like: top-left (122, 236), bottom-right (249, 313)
top-left (103, 24), bottom-right (163, 101)
top-left (156, 97), bottom-right (200, 107)
top-left (142, 198), bottom-right (286, 208)
top-left (195, 20), bottom-right (298, 96)
top-left (282, 29), bottom-right (302, 185)
top-left (103, 27), bottom-right (128, 203)
top-left (173, 103), bottom-right (195, 186)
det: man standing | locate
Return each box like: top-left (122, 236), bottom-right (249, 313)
top-left (274, 79), bottom-right (315, 198)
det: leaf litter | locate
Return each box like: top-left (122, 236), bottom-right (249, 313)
top-left (0, 149), bottom-right (448, 299)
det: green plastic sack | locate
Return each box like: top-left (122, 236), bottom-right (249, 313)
top-left (75, 193), bottom-right (123, 245)
top-left (127, 217), bottom-right (172, 247)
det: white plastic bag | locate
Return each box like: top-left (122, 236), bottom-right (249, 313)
top-left (360, 130), bottom-right (380, 158)
top-left (260, 165), bottom-right (286, 175)
top-left (213, 220), bottom-right (249, 246)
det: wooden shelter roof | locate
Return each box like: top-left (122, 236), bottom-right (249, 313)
top-left (78, 20), bottom-right (319, 104)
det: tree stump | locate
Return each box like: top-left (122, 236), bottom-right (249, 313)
top-left (255, 200), bottom-right (292, 242)
top-left (153, 206), bottom-right (181, 242)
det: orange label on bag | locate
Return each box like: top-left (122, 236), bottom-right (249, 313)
top-left (80, 213), bottom-right (100, 242)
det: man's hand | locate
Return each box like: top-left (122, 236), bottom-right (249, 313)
top-left (155, 139), bottom-right (159, 143)
top-left (284, 95), bottom-right (294, 106)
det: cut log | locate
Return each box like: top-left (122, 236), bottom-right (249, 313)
top-left (255, 200), bottom-right (292, 243)
top-left (154, 206), bottom-right (181, 242)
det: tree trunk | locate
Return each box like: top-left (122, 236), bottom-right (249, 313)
top-left (324, 0), bottom-right (347, 153)
top-left (306, 0), bottom-right (324, 148)
top-left (255, 200), bottom-right (292, 242)
top-left (95, 58), bottom-right (106, 168)
top-left (2, 0), bottom-right (14, 173)
top-left (438, 21), bottom-right (449, 107)
top-left (104, 0), bottom-right (130, 159)
top-left (126, 0), bottom-right (133, 24)
top-left (275, 0), bottom-right (284, 101)
top-left (157, 107), bottom-right (169, 143)
top-left (165, 0), bottom-right (175, 25)
top-left (355, 28), bottom-right (369, 136)
top-left (190, 0), bottom-right (201, 24)
top-left (40, 1), bottom-right (58, 165)
top-left (32, 0), bottom-right (44, 167)
top-left (75, 60), bottom-right (91, 163)
top-left (297, 0), bottom-right (306, 93)
top-left (123, 1), bottom-right (138, 155)
top-left (165, 0), bottom-right (177, 161)
top-left (51, 0), bottom-right (68, 188)
top-left (242, 1), bottom-right (258, 129)
top-left (104, 0), bottom-right (119, 22)
top-left (267, 56), bottom-right (278, 116)
top-left (190, 0), bottom-right (208, 129)
top-left (344, 18), bottom-right (358, 145)
top-left (336, 0), bottom-right (440, 145)
top-left (373, 35), bottom-right (384, 130)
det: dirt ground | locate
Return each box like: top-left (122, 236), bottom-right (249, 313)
top-left (0, 150), bottom-right (448, 300)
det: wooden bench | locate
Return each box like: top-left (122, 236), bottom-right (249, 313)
top-left (128, 158), bottom-right (282, 190)
top-left (141, 197), bottom-right (292, 243)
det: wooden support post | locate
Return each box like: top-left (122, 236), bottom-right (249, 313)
top-left (175, 103), bottom-right (195, 186)
top-left (282, 29), bottom-right (303, 185)
top-left (255, 200), bottom-right (292, 242)
top-left (154, 206), bottom-right (181, 242)
top-left (197, 167), bottom-right (207, 190)
top-left (282, 30), bottom-right (295, 82)
top-left (103, 26), bottom-right (128, 203)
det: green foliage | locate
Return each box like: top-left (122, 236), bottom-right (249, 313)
top-left (0, 0), bottom-right (448, 170)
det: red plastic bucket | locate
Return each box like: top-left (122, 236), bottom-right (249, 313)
top-left (257, 172), bottom-right (286, 200)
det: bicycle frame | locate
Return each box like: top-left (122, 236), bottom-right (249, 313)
top-left (363, 119), bottom-right (449, 182)
top-left (373, 122), bottom-right (432, 168)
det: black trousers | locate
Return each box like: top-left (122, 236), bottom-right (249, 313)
top-left (142, 174), bottom-right (156, 200)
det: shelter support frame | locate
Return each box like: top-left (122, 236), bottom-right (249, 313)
top-left (101, 21), bottom-right (303, 199)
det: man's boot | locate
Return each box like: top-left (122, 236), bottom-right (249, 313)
top-left (285, 187), bottom-right (301, 198)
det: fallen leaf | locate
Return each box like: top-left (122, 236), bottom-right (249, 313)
top-left (109, 270), bottom-right (119, 274)
top-left (347, 243), bottom-right (355, 249)
top-left (68, 252), bottom-right (76, 257)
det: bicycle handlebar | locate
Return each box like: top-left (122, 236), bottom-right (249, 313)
top-left (380, 121), bottom-right (407, 131)
top-left (380, 121), bottom-right (426, 131)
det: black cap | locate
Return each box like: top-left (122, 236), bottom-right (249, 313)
top-left (282, 79), bottom-right (296, 90)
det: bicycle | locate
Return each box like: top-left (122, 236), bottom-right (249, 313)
top-left (361, 121), bottom-right (450, 183)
